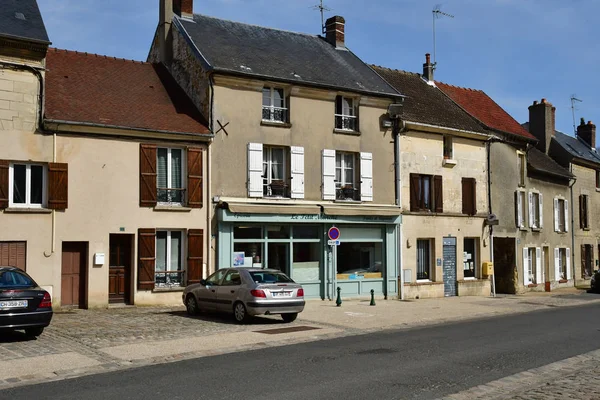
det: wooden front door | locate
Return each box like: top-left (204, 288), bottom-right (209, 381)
top-left (109, 234), bottom-right (132, 304)
top-left (61, 242), bottom-right (87, 308)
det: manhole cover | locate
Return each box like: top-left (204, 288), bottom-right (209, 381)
top-left (254, 326), bottom-right (321, 335)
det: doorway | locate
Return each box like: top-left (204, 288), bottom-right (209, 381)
top-left (442, 237), bottom-right (457, 297)
top-left (543, 246), bottom-right (550, 291)
top-left (61, 242), bottom-right (88, 308)
top-left (493, 237), bottom-right (517, 294)
top-left (109, 234), bottom-right (133, 304)
top-left (267, 243), bottom-right (289, 274)
top-left (581, 244), bottom-right (593, 279)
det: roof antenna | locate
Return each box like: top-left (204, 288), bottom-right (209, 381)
top-left (432, 5), bottom-right (454, 71)
top-left (311, 0), bottom-right (331, 34)
top-left (570, 95), bottom-right (582, 135)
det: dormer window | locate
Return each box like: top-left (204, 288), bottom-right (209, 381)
top-left (335, 96), bottom-right (358, 131)
top-left (262, 87), bottom-right (287, 123)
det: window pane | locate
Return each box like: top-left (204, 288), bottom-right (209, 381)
top-left (342, 97), bottom-right (353, 116)
top-left (30, 165), bottom-right (43, 204)
top-left (293, 225), bottom-right (319, 239)
top-left (271, 148), bottom-right (284, 180)
top-left (267, 225), bottom-right (289, 239)
top-left (156, 231), bottom-right (167, 272)
top-left (464, 238), bottom-right (476, 278)
top-left (170, 231), bottom-right (182, 271)
top-left (417, 239), bottom-right (430, 280)
top-left (335, 96), bottom-right (342, 114)
top-left (170, 149), bottom-right (182, 189)
top-left (336, 242), bottom-right (383, 279)
top-left (262, 88), bottom-right (271, 106)
top-left (234, 226), bottom-right (262, 239)
top-left (292, 242), bottom-right (320, 282)
top-left (13, 164), bottom-right (26, 204)
top-left (423, 178), bottom-right (430, 209)
top-left (157, 148), bottom-right (167, 190)
top-left (273, 89), bottom-right (284, 108)
top-left (233, 242), bottom-right (262, 267)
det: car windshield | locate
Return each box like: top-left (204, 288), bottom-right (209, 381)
top-left (249, 271), bottom-right (293, 284)
top-left (0, 270), bottom-right (35, 288)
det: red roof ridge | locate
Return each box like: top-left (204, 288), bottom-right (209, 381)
top-left (370, 64), bottom-right (421, 77)
top-left (49, 47), bottom-right (146, 64)
top-left (436, 80), bottom-right (483, 93)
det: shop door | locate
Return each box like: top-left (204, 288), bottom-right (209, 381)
top-left (109, 234), bottom-right (133, 304)
top-left (581, 244), bottom-right (593, 278)
top-left (267, 243), bottom-right (289, 275)
top-left (442, 237), bottom-right (457, 297)
top-left (61, 242), bottom-right (87, 308)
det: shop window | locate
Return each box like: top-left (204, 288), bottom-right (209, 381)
top-left (267, 243), bottom-right (288, 273)
top-left (155, 230), bottom-right (184, 288)
top-left (292, 225), bottom-right (319, 239)
top-left (292, 242), bottom-right (320, 282)
top-left (233, 226), bottom-right (262, 239)
top-left (267, 225), bottom-right (290, 239)
top-left (336, 242), bottom-right (383, 280)
top-left (233, 243), bottom-right (263, 267)
top-left (463, 238), bottom-right (477, 279)
top-left (416, 239), bottom-right (432, 280)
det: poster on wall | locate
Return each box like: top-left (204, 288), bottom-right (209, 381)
top-left (233, 252), bottom-right (245, 267)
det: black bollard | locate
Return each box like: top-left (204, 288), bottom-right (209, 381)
top-left (336, 287), bottom-right (342, 307)
top-left (370, 289), bottom-right (376, 306)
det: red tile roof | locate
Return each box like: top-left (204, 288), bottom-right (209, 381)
top-left (45, 48), bottom-right (209, 135)
top-left (436, 82), bottom-right (535, 140)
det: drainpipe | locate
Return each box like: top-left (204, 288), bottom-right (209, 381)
top-left (569, 165), bottom-right (576, 286)
top-left (206, 74), bottom-right (215, 276)
top-left (486, 138), bottom-right (496, 297)
top-left (44, 133), bottom-right (57, 258)
top-left (392, 116), bottom-right (406, 300)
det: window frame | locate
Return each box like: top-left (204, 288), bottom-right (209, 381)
top-left (156, 147), bottom-right (186, 206)
top-left (517, 151), bottom-right (526, 187)
top-left (416, 239), bottom-right (432, 281)
top-left (463, 238), bottom-right (477, 279)
top-left (262, 87), bottom-right (287, 123)
top-left (155, 229), bottom-right (185, 288)
top-left (556, 198), bottom-right (567, 232)
top-left (558, 247), bottom-right (568, 281)
top-left (8, 162), bottom-right (47, 208)
top-left (335, 95), bottom-right (358, 131)
top-left (335, 151), bottom-right (358, 201)
top-left (530, 191), bottom-right (541, 229)
top-left (443, 136), bottom-right (453, 160)
top-left (262, 145), bottom-right (288, 198)
top-left (515, 190), bottom-right (527, 229)
top-left (580, 194), bottom-right (590, 230)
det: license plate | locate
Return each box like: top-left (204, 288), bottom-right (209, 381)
top-left (272, 291), bottom-right (292, 298)
top-left (0, 300), bottom-right (28, 310)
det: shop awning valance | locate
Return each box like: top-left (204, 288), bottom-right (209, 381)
top-left (226, 202), bottom-right (321, 215)
top-left (321, 205), bottom-right (402, 217)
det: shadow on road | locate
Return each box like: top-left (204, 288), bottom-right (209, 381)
top-left (0, 330), bottom-right (37, 343)
top-left (164, 310), bottom-right (289, 326)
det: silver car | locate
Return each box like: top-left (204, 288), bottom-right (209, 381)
top-left (182, 268), bottom-right (305, 323)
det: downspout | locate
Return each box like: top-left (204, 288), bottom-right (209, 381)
top-left (206, 74), bottom-right (215, 276)
top-left (393, 118), bottom-right (406, 300)
top-left (486, 138), bottom-right (495, 297)
top-left (44, 133), bottom-right (56, 258)
top-left (569, 165), bottom-right (576, 285)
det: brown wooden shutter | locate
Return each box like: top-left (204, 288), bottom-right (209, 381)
top-left (462, 178), bottom-right (469, 215)
top-left (138, 228), bottom-right (156, 290)
top-left (410, 174), bottom-right (419, 211)
top-left (48, 162), bottom-right (68, 210)
top-left (285, 94), bottom-right (291, 123)
top-left (579, 195), bottom-right (583, 228)
top-left (140, 144), bottom-right (157, 207)
top-left (434, 175), bottom-right (443, 213)
top-left (471, 178), bottom-right (477, 215)
top-left (0, 160), bottom-right (8, 209)
top-left (187, 229), bottom-right (204, 285)
top-left (0, 241), bottom-right (26, 271)
top-left (581, 244), bottom-right (586, 277)
top-left (187, 147), bottom-right (203, 208)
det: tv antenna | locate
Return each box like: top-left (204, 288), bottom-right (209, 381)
top-left (432, 5), bottom-right (454, 71)
top-left (311, 0), bottom-right (331, 34)
top-left (570, 95), bottom-right (582, 135)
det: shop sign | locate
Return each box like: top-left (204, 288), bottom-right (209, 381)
top-left (220, 209), bottom-right (401, 225)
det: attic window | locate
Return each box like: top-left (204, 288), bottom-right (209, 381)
top-left (15, 12), bottom-right (26, 21)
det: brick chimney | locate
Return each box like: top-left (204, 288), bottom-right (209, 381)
top-left (173, 0), bottom-right (193, 18)
top-left (528, 98), bottom-right (556, 154)
top-left (423, 53), bottom-right (433, 83)
top-left (577, 119), bottom-right (596, 149)
top-left (325, 16), bottom-right (345, 48)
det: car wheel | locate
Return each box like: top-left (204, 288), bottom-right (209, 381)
top-left (233, 302), bottom-right (250, 324)
top-left (281, 313), bottom-right (298, 323)
top-left (185, 294), bottom-right (200, 316)
top-left (25, 327), bottom-right (44, 337)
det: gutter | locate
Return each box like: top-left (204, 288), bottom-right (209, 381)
top-left (403, 120), bottom-right (489, 139)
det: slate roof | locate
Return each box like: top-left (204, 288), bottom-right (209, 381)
top-left (527, 147), bottom-right (573, 179)
top-left (553, 130), bottom-right (600, 166)
top-left (45, 49), bottom-right (209, 136)
top-left (176, 14), bottom-right (400, 97)
top-left (436, 82), bottom-right (536, 140)
top-left (0, 0), bottom-right (49, 44)
top-left (371, 66), bottom-right (487, 134)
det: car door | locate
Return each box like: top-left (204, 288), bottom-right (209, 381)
top-left (216, 270), bottom-right (242, 312)
top-left (194, 269), bottom-right (227, 311)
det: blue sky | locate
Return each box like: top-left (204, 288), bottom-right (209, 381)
top-left (38, 0), bottom-right (600, 136)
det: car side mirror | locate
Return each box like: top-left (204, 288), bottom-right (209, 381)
top-left (200, 279), bottom-right (207, 286)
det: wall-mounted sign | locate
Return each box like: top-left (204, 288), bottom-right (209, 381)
top-left (328, 226), bottom-right (341, 241)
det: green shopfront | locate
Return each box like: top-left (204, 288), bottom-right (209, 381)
top-left (217, 207), bottom-right (401, 299)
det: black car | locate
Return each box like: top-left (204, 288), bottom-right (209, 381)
top-left (0, 267), bottom-right (53, 337)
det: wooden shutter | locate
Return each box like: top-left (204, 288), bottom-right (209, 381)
top-left (554, 248), bottom-right (560, 281)
top-left (564, 200), bottom-right (569, 232)
top-left (538, 193), bottom-right (543, 228)
top-left (581, 244), bottom-right (586, 279)
top-left (0, 160), bottom-right (8, 209)
top-left (410, 174), bottom-right (420, 211)
top-left (470, 178), bottom-right (477, 215)
top-left (360, 152), bottom-right (373, 202)
top-left (248, 143), bottom-right (263, 198)
top-left (0, 241), bottom-right (26, 271)
top-left (187, 147), bottom-right (203, 208)
top-left (522, 247), bottom-right (529, 285)
top-left (461, 178), bottom-right (476, 215)
top-left (140, 144), bottom-right (157, 207)
top-left (48, 162), bottom-right (68, 210)
top-left (138, 228), bottom-right (156, 290)
top-left (528, 192), bottom-right (534, 228)
top-left (579, 195), bottom-right (584, 229)
top-left (322, 149), bottom-right (336, 200)
top-left (290, 146), bottom-right (305, 199)
top-left (434, 175), bottom-right (443, 213)
top-left (515, 191), bottom-right (521, 228)
top-left (553, 198), bottom-right (559, 232)
top-left (285, 94), bottom-right (291, 123)
top-left (187, 229), bottom-right (204, 285)
top-left (566, 248), bottom-right (572, 280)
top-left (535, 247), bottom-right (542, 284)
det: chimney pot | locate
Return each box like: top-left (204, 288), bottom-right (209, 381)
top-left (173, 0), bottom-right (193, 18)
top-left (325, 16), bottom-right (345, 48)
top-left (541, 98), bottom-right (547, 103)
top-left (533, 100), bottom-right (538, 105)
top-left (589, 120), bottom-right (594, 125)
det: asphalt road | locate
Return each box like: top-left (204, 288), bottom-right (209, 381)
top-left (1, 303), bottom-right (599, 400)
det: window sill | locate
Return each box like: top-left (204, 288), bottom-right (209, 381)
top-left (527, 283), bottom-right (538, 288)
top-left (518, 226), bottom-right (528, 231)
top-left (406, 280), bottom-right (442, 286)
top-left (558, 279), bottom-right (568, 284)
top-left (154, 205), bottom-right (193, 212)
top-left (442, 159), bottom-right (457, 168)
top-left (334, 199), bottom-right (362, 204)
top-left (3, 207), bottom-right (52, 214)
top-left (261, 120), bottom-right (292, 129)
top-left (152, 287), bottom-right (185, 293)
top-left (582, 227), bottom-right (591, 231)
top-left (531, 227), bottom-right (541, 232)
top-left (461, 277), bottom-right (478, 281)
top-left (333, 128), bottom-right (361, 136)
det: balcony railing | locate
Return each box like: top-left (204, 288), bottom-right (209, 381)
top-left (264, 180), bottom-right (289, 198)
top-left (157, 188), bottom-right (186, 204)
top-left (262, 106), bottom-right (288, 123)
top-left (155, 270), bottom-right (185, 288)
top-left (336, 186), bottom-right (360, 201)
top-left (335, 114), bottom-right (357, 131)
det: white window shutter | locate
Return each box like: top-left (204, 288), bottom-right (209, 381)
top-left (564, 200), bottom-right (569, 232)
top-left (360, 152), bottom-right (373, 202)
top-left (247, 143), bottom-right (263, 198)
top-left (553, 198), bottom-right (559, 232)
top-left (322, 149), bottom-right (336, 200)
top-left (522, 247), bottom-right (530, 285)
top-left (554, 248), bottom-right (560, 281)
top-left (516, 191), bottom-right (522, 228)
top-left (538, 193), bottom-right (543, 228)
top-left (566, 248), bottom-right (572, 280)
top-left (535, 247), bottom-right (542, 284)
top-left (290, 146), bottom-right (305, 199)
top-left (528, 192), bottom-right (534, 228)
